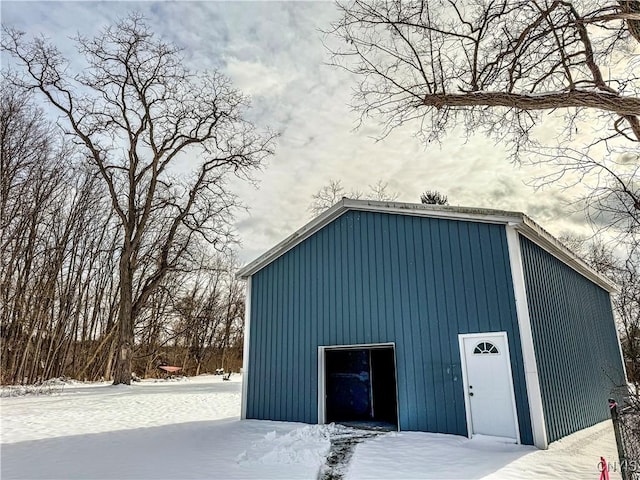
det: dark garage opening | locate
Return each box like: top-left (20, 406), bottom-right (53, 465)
top-left (325, 346), bottom-right (398, 429)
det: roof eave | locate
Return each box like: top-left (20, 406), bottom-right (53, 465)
top-left (236, 199), bottom-right (617, 293)
top-left (514, 215), bottom-right (618, 293)
top-left (236, 199), bottom-right (349, 279)
top-left (236, 199), bottom-right (523, 279)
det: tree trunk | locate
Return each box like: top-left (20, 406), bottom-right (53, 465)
top-left (104, 338), bottom-right (116, 381)
top-left (112, 252), bottom-right (134, 385)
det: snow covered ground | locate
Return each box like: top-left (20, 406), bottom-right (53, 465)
top-left (1, 375), bottom-right (621, 479)
top-left (348, 423), bottom-right (621, 479)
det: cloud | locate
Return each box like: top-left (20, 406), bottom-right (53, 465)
top-left (1, 1), bottom-right (603, 265)
top-left (224, 57), bottom-right (292, 97)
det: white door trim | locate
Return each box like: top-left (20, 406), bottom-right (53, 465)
top-left (318, 345), bottom-right (325, 425)
top-left (505, 225), bottom-right (549, 449)
top-left (317, 342), bottom-right (398, 429)
top-left (458, 331), bottom-right (521, 444)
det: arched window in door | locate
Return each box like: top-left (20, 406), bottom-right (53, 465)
top-left (473, 342), bottom-right (499, 354)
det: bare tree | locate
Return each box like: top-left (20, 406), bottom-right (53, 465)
top-left (534, 148), bottom-right (639, 237)
top-left (368, 179), bottom-right (400, 202)
top-left (0, 85), bottom-right (122, 384)
top-left (132, 253), bottom-right (245, 377)
top-left (420, 190), bottom-right (449, 205)
top-left (309, 178), bottom-right (398, 216)
top-left (328, 0), bottom-right (639, 143)
top-left (309, 179), bottom-right (360, 216)
top-left (3, 14), bottom-right (275, 384)
top-left (326, 0), bottom-right (639, 239)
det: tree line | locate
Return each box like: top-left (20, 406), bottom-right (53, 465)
top-left (1, 15), bottom-right (272, 384)
top-left (0, 87), bottom-right (246, 383)
top-left (2, 3), bottom-right (638, 390)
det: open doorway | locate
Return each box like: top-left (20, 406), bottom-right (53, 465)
top-left (321, 344), bottom-right (398, 430)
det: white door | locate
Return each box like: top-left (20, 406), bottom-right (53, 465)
top-left (460, 333), bottom-right (519, 441)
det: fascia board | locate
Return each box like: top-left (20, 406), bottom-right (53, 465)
top-left (514, 216), bottom-right (618, 293)
top-left (236, 199), bottom-right (618, 293)
top-left (236, 200), bottom-right (349, 279)
top-left (236, 199), bottom-right (522, 279)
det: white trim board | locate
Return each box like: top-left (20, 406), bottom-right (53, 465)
top-left (506, 226), bottom-right (548, 449)
top-left (317, 346), bottom-right (325, 425)
top-left (610, 294), bottom-right (630, 384)
top-left (236, 199), bottom-right (616, 293)
top-left (514, 221), bottom-right (616, 292)
top-left (237, 200), bottom-right (521, 279)
top-left (320, 342), bottom-right (396, 351)
top-left (240, 276), bottom-right (252, 420)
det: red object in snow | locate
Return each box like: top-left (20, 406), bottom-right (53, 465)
top-left (599, 457), bottom-right (610, 480)
top-left (158, 365), bottom-right (182, 373)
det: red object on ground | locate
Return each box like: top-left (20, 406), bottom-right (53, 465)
top-left (599, 457), bottom-right (610, 480)
top-left (158, 366), bottom-right (182, 373)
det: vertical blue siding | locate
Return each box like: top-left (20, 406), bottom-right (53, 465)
top-left (519, 236), bottom-right (626, 443)
top-left (246, 211), bottom-right (534, 444)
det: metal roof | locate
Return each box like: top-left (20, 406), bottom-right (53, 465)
top-left (236, 198), bottom-right (616, 292)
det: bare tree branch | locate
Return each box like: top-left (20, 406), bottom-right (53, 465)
top-left (2, 14), bottom-right (275, 384)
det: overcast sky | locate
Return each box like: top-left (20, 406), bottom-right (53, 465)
top-left (2, 1), bottom-right (596, 264)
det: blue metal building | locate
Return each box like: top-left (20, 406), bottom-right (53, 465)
top-left (237, 199), bottom-right (627, 448)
